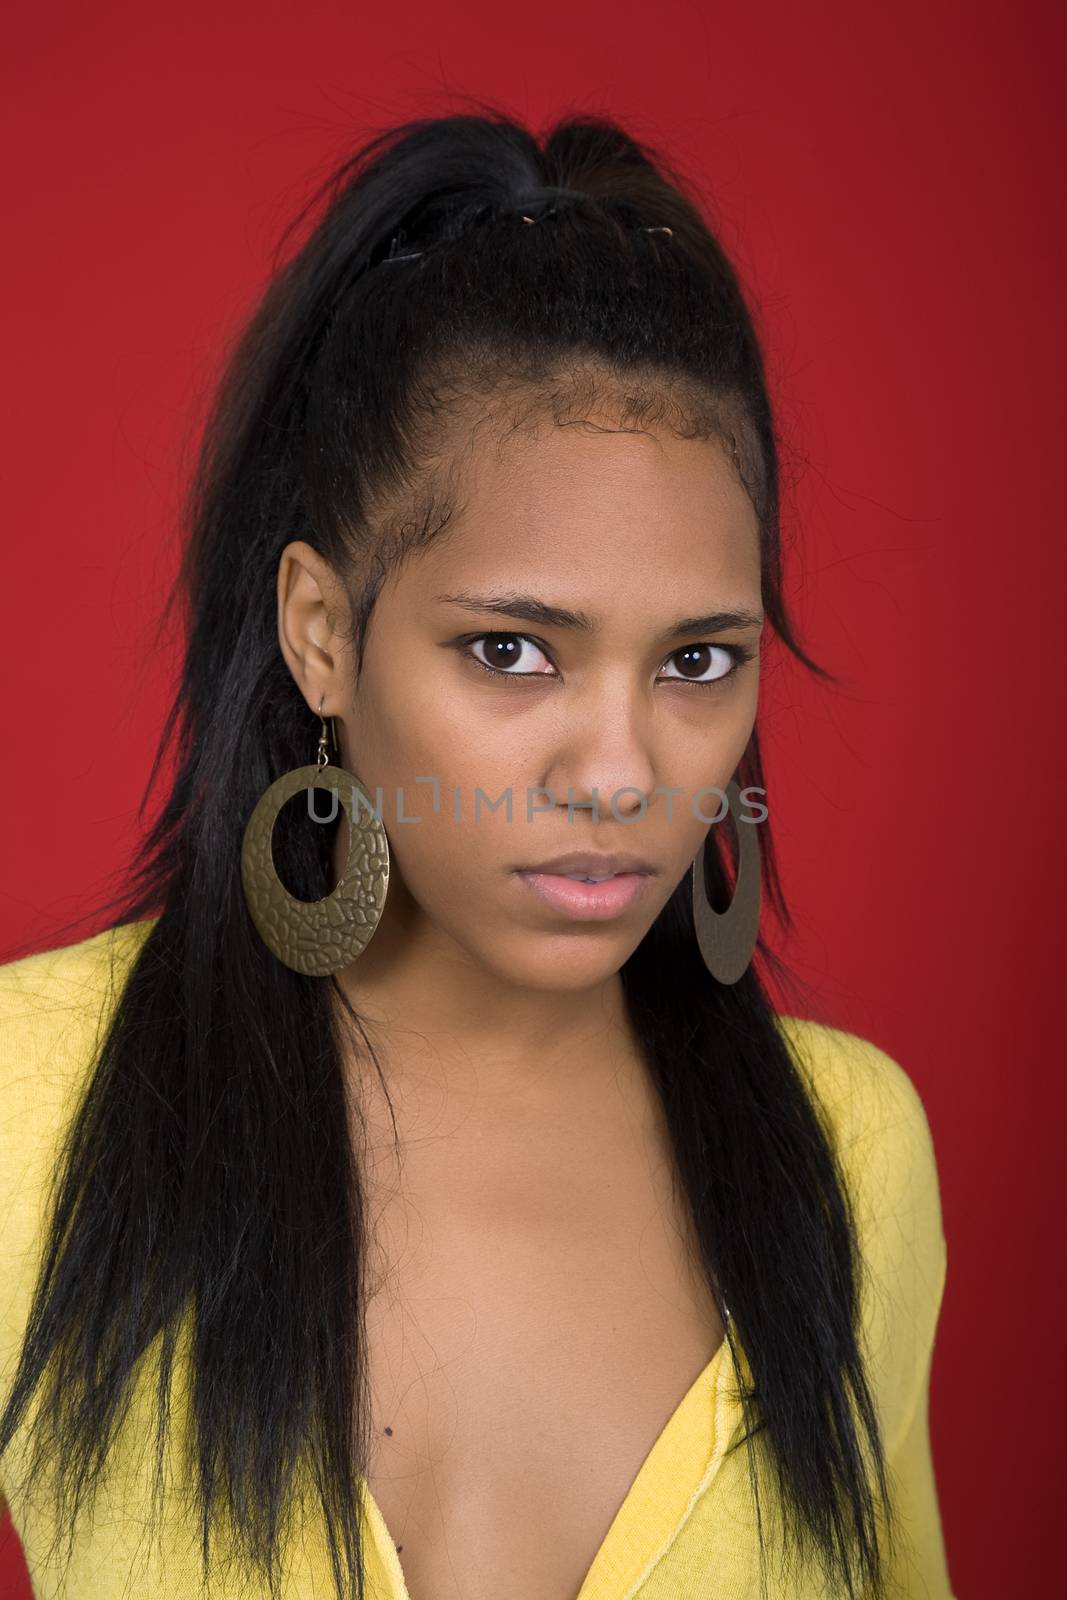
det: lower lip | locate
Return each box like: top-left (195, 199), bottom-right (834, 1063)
top-left (515, 871), bottom-right (652, 920)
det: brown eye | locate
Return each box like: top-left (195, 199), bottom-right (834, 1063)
top-left (465, 632), bottom-right (556, 678)
top-left (659, 643), bottom-right (752, 685)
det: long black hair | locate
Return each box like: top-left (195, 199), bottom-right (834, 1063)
top-left (0, 103), bottom-right (900, 1600)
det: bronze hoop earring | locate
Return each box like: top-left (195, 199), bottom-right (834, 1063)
top-left (240, 698), bottom-right (390, 976)
top-left (692, 777), bottom-right (761, 985)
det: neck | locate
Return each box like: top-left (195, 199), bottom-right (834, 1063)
top-left (331, 871), bottom-right (642, 1099)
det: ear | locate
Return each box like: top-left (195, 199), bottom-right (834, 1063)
top-left (276, 540), bottom-right (353, 715)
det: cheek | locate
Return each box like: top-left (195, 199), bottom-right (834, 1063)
top-left (351, 650), bottom-right (529, 791)
top-left (346, 682), bottom-right (446, 799)
top-left (345, 689), bottom-right (529, 896)
top-left (642, 723), bottom-right (755, 878)
top-left (379, 804), bottom-right (528, 956)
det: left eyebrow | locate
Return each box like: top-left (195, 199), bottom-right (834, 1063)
top-left (434, 590), bottom-right (764, 643)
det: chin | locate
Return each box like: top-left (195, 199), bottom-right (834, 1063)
top-left (481, 936), bottom-right (638, 993)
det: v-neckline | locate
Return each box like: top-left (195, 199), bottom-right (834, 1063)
top-left (359, 1328), bottom-right (746, 1600)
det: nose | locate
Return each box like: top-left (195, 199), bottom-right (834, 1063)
top-left (540, 693), bottom-right (657, 820)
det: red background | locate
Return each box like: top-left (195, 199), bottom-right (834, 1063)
top-left (1, 2), bottom-right (1062, 1594)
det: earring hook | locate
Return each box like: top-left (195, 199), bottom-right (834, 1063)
top-left (316, 696), bottom-right (334, 769)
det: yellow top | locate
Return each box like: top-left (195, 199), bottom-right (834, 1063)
top-left (0, 920), bottom-right (955, 1599)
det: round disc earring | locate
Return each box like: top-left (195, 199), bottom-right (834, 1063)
top-left (240, 701), bottom-right (390, 976)
top-left (691, 776), bottom-right (761, 985)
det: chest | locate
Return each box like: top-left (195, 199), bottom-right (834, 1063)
top-left (354, 1069), bottom-right (725, 1600)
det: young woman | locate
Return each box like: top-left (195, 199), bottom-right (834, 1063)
top-left (0, 109), bottom-right (953, 1600)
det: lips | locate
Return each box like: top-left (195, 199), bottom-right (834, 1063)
top-left (514, 867), bottom-right (654, 921)
top-left (514, 851), bottom-right (656, 878)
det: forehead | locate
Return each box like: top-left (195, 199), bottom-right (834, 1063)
top-left (411, 411), bottom-right (762, 609)
top-left (471, 413), bottom-right (751, 528)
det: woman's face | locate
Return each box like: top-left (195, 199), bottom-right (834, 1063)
top-left (279, 401), bottom-right (763, 997)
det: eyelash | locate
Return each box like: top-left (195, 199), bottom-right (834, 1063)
top-left (458, 632), bottom-right (756, 689)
